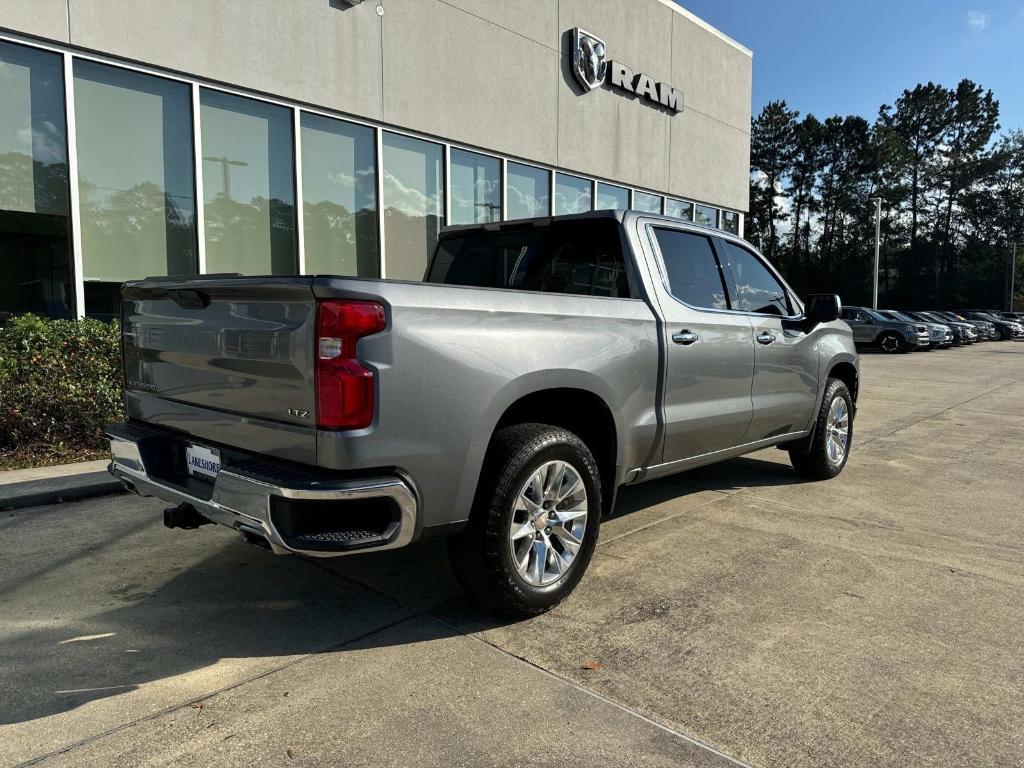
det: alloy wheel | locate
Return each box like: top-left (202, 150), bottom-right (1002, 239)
top-left (825, 396), bottom-right (850, 465)
top-left (509, 460), bottom-right (588, 587)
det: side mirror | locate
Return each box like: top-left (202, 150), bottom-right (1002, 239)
top-left (806, 294), bottom-right (841, 325)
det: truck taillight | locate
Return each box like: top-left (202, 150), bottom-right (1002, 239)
top-left (315, 300), bottom-right (386, 430)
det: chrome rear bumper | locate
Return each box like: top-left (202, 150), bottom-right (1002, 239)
top-left (107, 423), bottom-right (417, 557)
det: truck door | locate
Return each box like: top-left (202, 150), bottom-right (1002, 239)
top-left (714, 238), bottom-right (819, 443)
top-left (646, 226), bottom-right (755, 463)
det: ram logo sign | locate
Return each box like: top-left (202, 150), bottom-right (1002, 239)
top-left (569, 27), bottom-right (683, 113)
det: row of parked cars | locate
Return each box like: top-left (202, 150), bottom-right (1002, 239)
top-left (840, 306), bottom-right (1024, 353)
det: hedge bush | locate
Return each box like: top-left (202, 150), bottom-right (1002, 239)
top-left (0, 314), bottom-right (123, 469)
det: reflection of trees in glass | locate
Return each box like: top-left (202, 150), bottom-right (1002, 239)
top-left (0, 152), bottom-right (69, 214)
top-left (303, 200), bottom-right (377, 276)
top-left (382, 207), bottom-right (441, 281)
top-left (78, 179), bottom-right (195, 279)
top-left (204, 194), bottom-right (296, 275)
top-left (0, 152), bottom-right (71, 316)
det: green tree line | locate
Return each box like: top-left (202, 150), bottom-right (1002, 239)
top-left (747, 80), bottom-right (1023, 309)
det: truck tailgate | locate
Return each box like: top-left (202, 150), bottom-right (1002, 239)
top-left (121, 277), bottom-right (317, 431)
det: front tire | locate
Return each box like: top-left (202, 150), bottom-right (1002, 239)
top-left (790, 378), bottom-right (853, 480)
top-left (878, 331), bottom-right (906, 354)
top-left (447, 423), bottom-right (602, 618)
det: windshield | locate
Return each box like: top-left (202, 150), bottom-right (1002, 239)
top-left (887, 311), bottom-right (917, 323)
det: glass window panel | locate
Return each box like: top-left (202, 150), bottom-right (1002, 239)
top-left (665, 198), bottom-right (693, 221)
top-left (200, 89), bottom-right (295, 275)
top-left (506, 162), bottom-right (549, 219)
top-left (694, 204), bottom-right (718, 228)
top-left (450, 148), bottom-right (500, 225)
top-left (300, 112), bottom-right (377, 276)
top-left (427, 219), bottom-right (629, 297)
top-left (555, 173), bottom-right (592, 215)
top-left (633, 191), bottom-right (663, 214)
top-left (718, 240), bottom-right (792, 316)
top-left (381, 132), bottom-right (443, 281)
top-left (74, 62), bottom-right (196, 318)
top-left (0, 42), bottom-right (71, 317)
top-left (595, 182), bottom-right (629, 210)
top-left (653, 228), bottom-right (727, 310)
top-left (721, 210), bottom-right (740, 234)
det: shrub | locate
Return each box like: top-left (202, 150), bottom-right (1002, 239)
top-left (0, 314), bottom-right (123, 468)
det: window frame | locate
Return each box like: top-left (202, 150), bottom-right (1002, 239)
top-left (644, 220), bottom-right (803, 319)
top-left (426, 217), bottom-right (641, 302)
top-left (646, 224), bottom-right (732, 313)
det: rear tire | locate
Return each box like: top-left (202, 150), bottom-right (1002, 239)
top-left (878, 331), bottom-right (906, 354)
top-left (790, 378), bottom-right (853, 480)
top-left (446, 423), bottom-right (602, 618)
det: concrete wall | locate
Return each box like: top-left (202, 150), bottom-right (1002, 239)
top-left (0, 0), bottom-right (752, 211)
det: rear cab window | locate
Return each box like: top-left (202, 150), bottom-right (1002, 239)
top-left (427, 219), bottom-right (633, 298)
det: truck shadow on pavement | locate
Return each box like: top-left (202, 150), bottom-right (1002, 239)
top-left (0, 453), bottom-right (801, 727)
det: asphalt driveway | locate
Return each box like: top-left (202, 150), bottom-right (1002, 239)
top-left (2, 342), bottom-right (1022, 767)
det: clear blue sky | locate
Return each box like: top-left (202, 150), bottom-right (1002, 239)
top-left (677, 0), bottom-right (1023, 132)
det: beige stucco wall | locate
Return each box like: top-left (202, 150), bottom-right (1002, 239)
top-left (0, 0), bottom-right (751, 211)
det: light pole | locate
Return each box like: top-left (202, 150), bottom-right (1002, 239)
top-left (1011, 242), bottom-right (1018, 312)
top-left (870, 198), bottom-right (883, 309)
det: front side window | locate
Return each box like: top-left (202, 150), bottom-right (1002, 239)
top-left (75, 61), bottom-right (197, 317)
top-left (719, 241), bottom-right (792, 316)
top-left (381, 132), bottom-right (443, 280)
top-left (450, 148), bottom-right (500, 225)
top-left (652, 228), bottom-right (727, 310)
top-left (300, 112), bottom-right (378, 277)
top-left (633, 191), bottom-right (663, 214)
top-left (427, 219), bottom-right (629, 298)
top-left (595, 182), bottom-right (629, 211)
top-left (200, 89), bottom-right (296, 275)
top-left (0, 42), bottom-right (71, 317)
top-left (554, 173), bottom-right (592, 215)
top-left (506, 162), bottom-right (549, 219)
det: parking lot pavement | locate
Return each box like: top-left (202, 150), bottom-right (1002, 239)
top-left (2, 343), bottom-right (1023, 767)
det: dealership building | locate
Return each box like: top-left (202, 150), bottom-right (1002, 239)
top-left (0, 0), bottom-right (752, 319)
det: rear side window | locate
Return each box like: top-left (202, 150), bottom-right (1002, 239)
top-left (718, 241), bottom-right (793, 316)
top-left (652, 228), bottom-right (728, 310)
top-left (427, 219), bottom-right (631, 297)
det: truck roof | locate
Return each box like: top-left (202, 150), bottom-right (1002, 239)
top-left (438, 209), bottom-right (727, 239)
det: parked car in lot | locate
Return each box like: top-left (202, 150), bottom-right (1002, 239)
top-left (105, 210), bottom-right (859, 617)
top-left (840, 306), bottom-right (930, 353)
top-left (905, 313), bottom-right (974, 348)
top-left (994, 310), bottom-right (1024, 325)
top-left (904, 311), bottom-right (976, 345)
top-left (878, 310), bottom-right (953, 349)
top-left (933, 311), bottom-right (997, 341)
top-left (960, 310), bottom-right (1024, 340)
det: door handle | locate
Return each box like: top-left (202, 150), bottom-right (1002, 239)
top-left (756, 331), bottom-right (777, 345)
top-left (672, 330), bottom-right (699, 346)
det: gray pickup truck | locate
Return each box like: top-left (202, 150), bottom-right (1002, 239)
top-left (107, 210), bottom-right (858, 616)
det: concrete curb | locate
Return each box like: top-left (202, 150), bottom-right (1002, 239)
top-left (0, 467), bottom-right (125, 511)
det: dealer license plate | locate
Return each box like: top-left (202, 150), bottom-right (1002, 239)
top-left (185, 443), bottom-right (221, 482)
